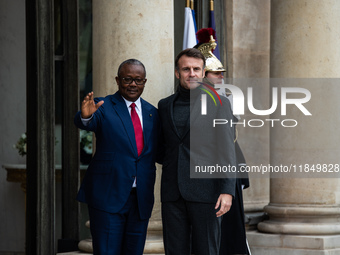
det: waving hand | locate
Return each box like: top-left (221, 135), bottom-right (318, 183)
top-left (81, 92), bottom-right (104, 118)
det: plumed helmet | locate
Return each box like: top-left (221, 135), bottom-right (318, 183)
top-left (195, 28), bottom-right (225, 72)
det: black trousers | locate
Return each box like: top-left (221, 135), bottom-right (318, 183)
top-left (162, 197), bottom-right (222, 255)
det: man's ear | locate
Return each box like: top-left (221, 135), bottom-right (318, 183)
top-left (175, 69), bottom-right (180, 79)
top-left (202, 68), bottom-right (206, 78)
top-left (115, 76), bottom-right (120, 85)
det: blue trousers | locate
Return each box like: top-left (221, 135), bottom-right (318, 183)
top-left (88, 191), bottom-right (149, 255)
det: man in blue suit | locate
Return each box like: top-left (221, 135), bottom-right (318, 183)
top-left (74, 59), bottom-right (161, 255)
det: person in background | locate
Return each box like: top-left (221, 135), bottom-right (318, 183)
top-left (74, 59), bottom-right (161, 255)
top-left (195, 28), bottom-right (251, 255)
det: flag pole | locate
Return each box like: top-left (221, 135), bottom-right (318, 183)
top-left (191, 0), bottom-right (197, 35)
top-left (210, 0), bottom-right (214, 11)
top-left (186, 0), bottom-right (190, 8)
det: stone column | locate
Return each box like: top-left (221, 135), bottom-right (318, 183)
top-left (79, 1), bottom-right (174, 253)
top-left (249, 1), bottom-right (340, 254)
top-left (225, 0), bottom-right (271, 217)
top-left (92, 0), bottom-right (175, 105)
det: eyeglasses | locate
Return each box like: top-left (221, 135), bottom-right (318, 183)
top-left (121, 77), bottom-right (146, 85)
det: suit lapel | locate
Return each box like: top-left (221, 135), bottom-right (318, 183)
top-left (110, 92), bottom-right (138, 156)
top-left (167, 92), bottom-right (181, 139)
top-left (141, 98), bottom-right (152, 154)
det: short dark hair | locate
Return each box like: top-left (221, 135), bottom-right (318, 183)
top-left (117, 59), bottom-right (146, 77)
top-left (175, 48), bottom-right (206, 71)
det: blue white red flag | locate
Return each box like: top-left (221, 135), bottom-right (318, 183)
top-left (192, 9), bottom-right (198, 35)
top-left (183, 7), bottom-right (197, 50)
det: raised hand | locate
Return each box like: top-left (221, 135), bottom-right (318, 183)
top-left (81, 92), bottom-right (104, 118)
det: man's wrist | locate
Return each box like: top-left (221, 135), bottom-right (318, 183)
top-left (81, 114), bottom-right (93, 126)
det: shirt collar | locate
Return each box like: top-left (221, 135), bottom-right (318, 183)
top-left (122, 96), bottom-right (142, 111)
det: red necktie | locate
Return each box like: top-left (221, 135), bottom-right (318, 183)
top-left (130, 103), bottom-right (144, 156)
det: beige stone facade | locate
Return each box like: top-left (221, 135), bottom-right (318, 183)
top-left (79, 0), bottom-right (340, 254)
top-left (2, 0), bottom-right (340, 254)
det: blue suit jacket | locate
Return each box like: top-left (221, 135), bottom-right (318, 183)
top-left (74, 91), bottom-right (160, 220)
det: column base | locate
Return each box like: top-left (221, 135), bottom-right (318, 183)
top-left (247, 230), bottom-right (340, 255)
top-left (258, 204), bottom-right (340, 235)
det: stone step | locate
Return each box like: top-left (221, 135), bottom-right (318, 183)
top-left (144, 232), bottom-right (164, 254)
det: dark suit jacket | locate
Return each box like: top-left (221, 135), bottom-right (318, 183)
top-left (158, 88), bottom-right (236, 203)
top-left (74, 91), bottom-right (160, 220)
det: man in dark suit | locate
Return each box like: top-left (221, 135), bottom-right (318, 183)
top-left (74, 59), bottom-right (160, 255)
top-left (158, 48), bottom-right (236, 255)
